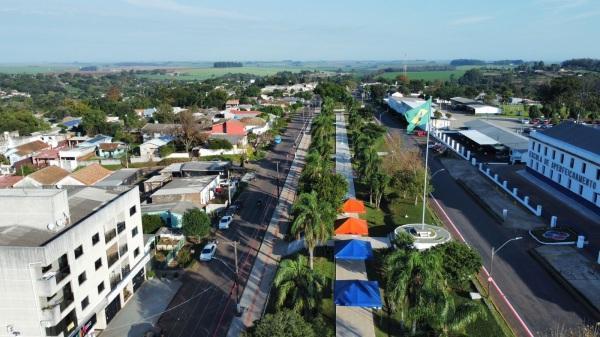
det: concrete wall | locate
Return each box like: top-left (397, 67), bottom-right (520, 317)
top-left (0, 190), bottom-right (69, 230)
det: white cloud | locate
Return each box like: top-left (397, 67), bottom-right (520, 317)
top-left (450, 16), bottom-right (493, 26)
top-left (124, 0), bottom-right (255, 20)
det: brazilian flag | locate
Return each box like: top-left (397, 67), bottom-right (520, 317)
top-left (405, 98), bottom-right (432, 133)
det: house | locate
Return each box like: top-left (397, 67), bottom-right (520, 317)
top-left (0, 175), bottom-right (23, 188)
top-left (94, 168), bottom-right (140, 187)
top-left (208, 134), bottom-right (248, 150)
top-left (57, 163), bottom-right (113, 186)
top-left (172, 107), bottom-right (188, 114)
top-left (240, 117), bottom-right (269, 135)
top-left (225, 99), bottom-right (240, 109)
top-left (61, 117), bottom-right (82, 129)
top-left (31, 147), bottom-right (63, 167)
top-left (141, 123), bottom-right (180, 142)
top-left (77, 134), bottom-right (112, 148)
top-left (13, 165), bottom-right (70, 188)
top-left (98, 142), bottom-right (126, 158)
top-left (0, 187), bottom-right (146, 337)
top-left (150, 175), bottom-right (220, 207)
top-left (230, 109), bottom-right (262, 119)
top-left (56, 146), bottom-right (97, 171)
top-left (135, 107), bottom-right (157, 118)
top-left (139, 136), bottom-right (174, 160)
top-left (5, 140), bottom-right (51, 167)
top-left (160, 161), bottom-right (231, 178)
top-left (143, 174), bottom-right (172, 194)
top-left (211, 120), bottom-right (246, 135)
top-left (65, 135), bottom-right (90, 148)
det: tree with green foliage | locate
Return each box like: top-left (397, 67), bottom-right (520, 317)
top-left (432, 241), bottom-right (482, 291)
top-left (81, 109), bottom-right (108, 136)
top-left (528, 105), bottom-right (541, 119)
top-left (273, 255), bottom-right (326, 318)
top-left (291, 192), bottom-right (334, 270)
top-left (142, 214), bottom-right (164, 234)
top-left (243, 309), bottom-right (316, 337)
top-left (154, 103), bottom-right (175, 123)
top-left (204, 89), bottom-right (229, 109)
top-left (208, 138), bottom-right (233, 150)
top-left (182, 208), bottom-right (211, 239)
top-left (315, 173), bottom-right (348, 211)
top-left (0, 109), bottom-right (50, 135)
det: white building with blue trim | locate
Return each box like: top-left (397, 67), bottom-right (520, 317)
top-left (527, 122), bottom-right (600, 212)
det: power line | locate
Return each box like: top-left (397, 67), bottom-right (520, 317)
top-left (100, 285), bottom-right (214, 333)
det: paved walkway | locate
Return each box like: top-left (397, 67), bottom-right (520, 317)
top-left (334, 111), bottom-right (376, 337)
top-left (226, 122), bottom-right (312, 337)
top-left (100, 278), bottom-right (182, 337)
top-left (336, 113), bottom-right (356, 198)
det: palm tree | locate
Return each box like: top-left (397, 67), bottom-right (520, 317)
top-left (291, 192), bottom-right (332, 269)
top-left (384, 248), bottom-right (450, 335)
top-left (273, 255), bottom-right (326, 318)
top-left (433, 298), bottom-right (484, 337)
top-left (300, 150), bottom-right (332, 189)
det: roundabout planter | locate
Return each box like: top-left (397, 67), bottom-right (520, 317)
top-left (529, 227), bottom-right (577, 245)
top-left (394, 223), bottom-right (452, 250)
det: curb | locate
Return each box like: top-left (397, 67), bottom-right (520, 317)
top-left (529, 248), bottom-right (600, 321)
top-left (456, 178), bottom-right (505, 224)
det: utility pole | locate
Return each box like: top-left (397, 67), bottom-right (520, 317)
top-left (275, 161), bottom-right (280, 196)
top-left (233, 241), bottom-right (241, 316)
top-left (227, 169), bottom-right (231, 205)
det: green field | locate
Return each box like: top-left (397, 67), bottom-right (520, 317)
top-left (137, 66), bottom-right (319, 81)
top-left (378, 69), bottom-right (467, 81)
top-left (0, 65), bottom-right (78, 74)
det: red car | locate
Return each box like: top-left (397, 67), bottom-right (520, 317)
top-left (414, 130), bottom-right (427, 137)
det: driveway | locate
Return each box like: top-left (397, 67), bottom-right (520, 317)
top-left (101, 278), bottom-right (182, 337)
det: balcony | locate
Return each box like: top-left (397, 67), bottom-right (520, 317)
top-left (40, 294), bottom-right (73, 325)
top-left (107, 252), bottom-right (119, 268)
top-left (121, 264), bottom-right (131, 278)
top-left (105, 228), bottom-right (117, 243)
top-left (109, 274), bottom-right (122, 291)
top-left (118, 244), bottom-right (128, 257)
top-left (37, 266), bottom-right (71, 297)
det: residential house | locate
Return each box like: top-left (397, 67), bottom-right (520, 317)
top-left (211, 120), bottom-right (246, 135)
top-left (139, 136), bottom-right (174, 161)
top-left (0, 175), bottom-right (23, 188)
top-left (160, 161), bottom-right (231, 178)
top-left (32, 147), bottom-right (64, 167)
top-left (56, 147), bottom-right (97, 171)
top-left (0, 187), bottom-right (146, 337)
top-left (61, 117), bottom-right (82, 130)
top-left (230, 109), bottom-right (262, 119)
top-left (97, 143), bottom-right (126, 159)
top-left (225, 99), bottom-right (240, 109)
top-left (150, 175), bottom-right (220, 207)
top-left (141, 201), bottom-right (197, 228)
top-left (57, 163), bottom-right (113, 186)
top-left (78, 134), bottom-right (113, 149)
top-left (140, 123), bottom-right (180, 142)
top-left (5, 140), bottom-right (51, 167)
top-left (14, 165), bottom-right (70, 188)
top-left (65, 136), bottom-right (90, 148)
top-left (143, 174), bottom-right (173, 194)
top-left (240, 117), bottom-right (269, 135)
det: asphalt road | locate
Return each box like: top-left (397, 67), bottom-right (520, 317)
top-left (156, 113), bottom-right (307, 337)
top-left (377, 109), bottom-right (597, 336)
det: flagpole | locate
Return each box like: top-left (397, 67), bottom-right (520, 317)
top-left (421, 99), bottom-right (432, 230)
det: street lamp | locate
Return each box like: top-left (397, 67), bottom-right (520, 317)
top-left (487, 236), bottom-right (523, 295)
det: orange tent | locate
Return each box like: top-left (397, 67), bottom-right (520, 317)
top-left (335, 217), bottom-right (369, 235)
top-left (341, 198), bottom-right (366, 214)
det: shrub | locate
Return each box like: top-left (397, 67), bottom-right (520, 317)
top-left (158, 143), bottom-right (175, 158)
top-left (182, 208), bottom-right (211, 239)
top-left (207, 139), bottom-right (233, 150)
top-left (142, 214), bottom-right (164, 234)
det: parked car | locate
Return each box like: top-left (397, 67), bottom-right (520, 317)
top-left (219, 215), bottom-right (233, 229)
top-left (199, 241), bottom-right (218, 261)
top-left (520, 118), bottom-right (530, 124)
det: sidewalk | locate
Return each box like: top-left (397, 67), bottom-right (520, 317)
top-left (226, 122), bottom-right (311, 336)
top-left (334, 112), bottom-right (376, 337)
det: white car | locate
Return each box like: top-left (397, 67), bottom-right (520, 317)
top-left (199, 241), bottom-right (218, 261)
top-left (520, 118), bottom-right (530, 124)
top-left (219, 215), bottom-right (233, 229)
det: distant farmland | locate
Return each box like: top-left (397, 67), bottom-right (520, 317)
top-left (377, 69), bottom-right (467, 81)
top-left (137, 66), bottom-right (319, 80)
top-left (0, 65), bottom-right (78, 74)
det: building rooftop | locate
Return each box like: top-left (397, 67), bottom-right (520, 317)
top-left (22, 165), bottom-right (70, 185)
top-left (94, 168), bottom-right (139, 187)
top-left (0, 186), bottom-right (131, 247)
top-left (141, 123), bottom-right (181, 134)
top-left (464, 120), bottom-right (529, 151)
top-left (450, 97), bottom-right (479, 105)
top-left (68, 163), bottom-right (113, 185)
top-left (141, 200), bottom-right (198, 215)
top-left (0, 175), bottom-right (23, 188)
top-left (151, 176), bottom-right (218, 197)
top-left (534, 121), bottom-right (600, 155)
top-left (14, 140), bottom-right (50, 156)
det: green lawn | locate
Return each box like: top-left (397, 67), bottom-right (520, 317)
top-left (378, 70), bottom-right (467, 81)
top-left (500, 104), bottom-right (528, 117)
top-left (137, 66), bottom-right (313, 81)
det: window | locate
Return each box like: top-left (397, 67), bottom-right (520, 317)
top-left (81, 297), bottom-right (89, 310)
top-left (597, 169), bottom-right (600, 181)
top-left (74, 245), bottom-right (83, 259)
top-left (531, 141), bottom-right (535, 150)
top-left (567, 179), bottom-right (572, 189)
top-left (117, 221), bottom-right (126, 234)
top-left (42, 264), bottom-right (52, 274)
top-left (550, 170), bottom-right (554, 180)
top-left (537, 143), bottom-right (540, 152)
top-left (557, 174), bottom-right (562, 184)
top-left (579, 184), bottom-right (584, 195)
top-left (97, 282), bottom-right (105, 294)
top-left (92, 233), bottom-right (100, 245)
top-left (560, 153), bottom-right (564, 164)
top-left (529, 159), bottom-right (533, 167)
top-left (544, 147), bottom-right (547, 156)
top-left (95, 258), bottom-right (102, 270)
top-left (134, 247), bottom-right (140, 258)
top-left (131, 227), bottom-right (138, 237)
top-left (570, 158), bottom-right (574, 168)
top-left (552, 150), bottom-right (556, 160)
top-left (78, 272), bottom-right (87, 285)
top-left (129, 206), bottom-right (137, 216)
top-left (542, 166), bottom-right (546, 175)
top-left (582, 163), bottom-right (587, 174)
top-left (594, 193), bottom-right (599, 205)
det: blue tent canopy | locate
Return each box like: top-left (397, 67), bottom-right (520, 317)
top-left (334, 239), bottom-right (373, 260)
top-left (334, 280), bottom-right (382, 308)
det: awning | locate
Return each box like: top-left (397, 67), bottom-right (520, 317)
top-left (334, 217), bottom-right (369, 236)
top-left (334, 280), bottom-right (382, 308)
top-left (458, 130), bottom-right (499, 145)
top-left (341, 198), bottom-right (366, 214)
top-left (334, 240), bottom-right (373, 260)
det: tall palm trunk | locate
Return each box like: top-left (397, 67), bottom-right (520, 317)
top-left (411, 319), bottom-right (417, 336)
top-left (309, 247), bottom-right (314, 270)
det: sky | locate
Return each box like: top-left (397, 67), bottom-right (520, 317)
top-left (1, 0), bottom-right (599, 63)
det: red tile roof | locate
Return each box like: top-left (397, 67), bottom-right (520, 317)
top-left (15, 140), bottom-right (50, 156)
top-left (0, 175), bottom-right (23, 188)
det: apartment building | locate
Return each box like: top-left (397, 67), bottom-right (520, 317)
top-left (0, 186), bottom-right (147, 337)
